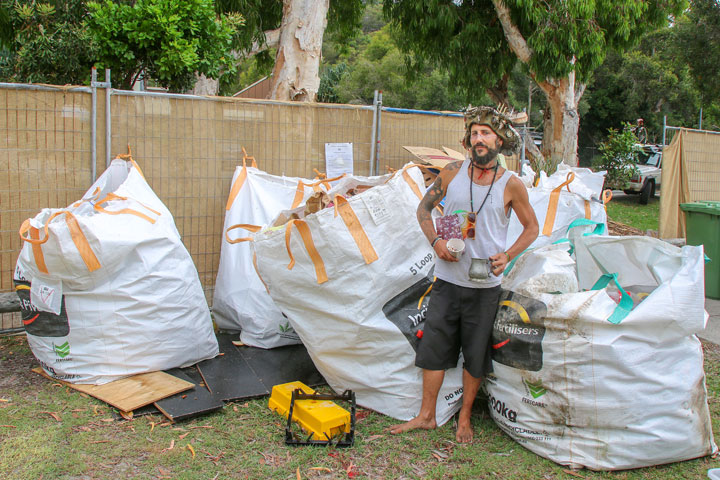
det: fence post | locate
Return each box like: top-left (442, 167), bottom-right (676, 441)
top-left (375, 91), bottom-right (383, 176)
top-left (105, 69), bottom-right (112, 167)
top-left (369, 90), bottom-right (379, 176)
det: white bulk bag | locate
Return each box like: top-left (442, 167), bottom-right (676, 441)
top-left (486, 240), bottom-right (716, 470)
top-left (213, 155), bottom-right (338, 348)
top-left (14, 156), bottom-right (218, 384)
top-left (252, 165), bottom-right (463, 423)
top-left (506, 167), bottom-right (608, 250)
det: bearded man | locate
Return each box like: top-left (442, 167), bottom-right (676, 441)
top-left (390, 106), bottom-right (538, 443)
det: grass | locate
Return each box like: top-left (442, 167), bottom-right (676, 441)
top-left (2, 334), bottom-right (720, 479)
top-left (605, 191), bottom-right (660, 232)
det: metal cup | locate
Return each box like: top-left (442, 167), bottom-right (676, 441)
top-left (468, 257), bottom-right (490, 281)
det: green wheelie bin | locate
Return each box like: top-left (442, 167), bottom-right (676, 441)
top-left (680, 201), bottom-right (720, 299)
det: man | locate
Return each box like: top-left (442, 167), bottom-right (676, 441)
top-left (390, 105), bottom-right (539, 443)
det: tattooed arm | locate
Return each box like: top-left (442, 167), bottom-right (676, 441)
top-left (417, 161), bottom-right (462, 262)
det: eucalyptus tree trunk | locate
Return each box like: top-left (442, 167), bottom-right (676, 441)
top-left (493, 0), bottom-right (583, 167)
top-left (267, 0), bottom-right (329, 102)
top-left (539, 73), bottom-right (584, 168)
top-left (188, 73), bottom-right (219, 96)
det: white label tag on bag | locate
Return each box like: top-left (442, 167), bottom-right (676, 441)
top-left (30, 276), bottom-right (63, 315)
top-left (361, 190), bottom-right (392, 226)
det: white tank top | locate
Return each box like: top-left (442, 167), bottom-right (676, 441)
top-left (435, 159), bottom-right (513, 288)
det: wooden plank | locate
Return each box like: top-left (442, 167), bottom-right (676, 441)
top-left (238, 343), bottom-right (325, 391)
top-left (197, 334), bottom-right (269, 402)
top-left (32, 367), bottom-right (193, 412)
top-left (154, 368), bottom-right (224, 422)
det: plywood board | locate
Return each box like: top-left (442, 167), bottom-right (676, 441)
top-left (154, 368), bottom-right (224, 422)
top-left (32, 367), bottom-right (193, 412)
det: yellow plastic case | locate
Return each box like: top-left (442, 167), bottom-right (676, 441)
top-left (268, 381), bottom-right (351, 441)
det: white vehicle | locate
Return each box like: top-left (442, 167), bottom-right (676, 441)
top-left (624, 144), bottom-right (662, 204)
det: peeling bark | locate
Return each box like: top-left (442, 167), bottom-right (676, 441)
top-left (492, 0), bottom-right (584, 166)
top-left (187, 72), bottom-right (219, 96)
top-left (267, 0), bottom-right (329, 102)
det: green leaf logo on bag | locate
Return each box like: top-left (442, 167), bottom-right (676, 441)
top-left (277, 316), bottom-right (299, 340)
top-left (492, 290), bottom-right (547, 371)
top-left (53, 341), bottom-right (70, 358)
top-left (523, 379), bottom-right (547, 399)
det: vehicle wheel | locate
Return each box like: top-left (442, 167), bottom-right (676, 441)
top-left (639, 180), bottom-right (653, 205)
top-left (650, 182), bottom-right (656, 198)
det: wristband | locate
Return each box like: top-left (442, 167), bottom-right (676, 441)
top-left (504, 251), bottom-right (511, 262)
top-left (431, 236), bottom-right (442, 248)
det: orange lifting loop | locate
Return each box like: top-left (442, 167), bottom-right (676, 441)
top-left (542, 171), bottom-right (576, 236)
top-left (93, 193), bottom-right (161, 223)
top-left (284, 219), bottom-right (328, 284)
top-left (602, 189), bottom-right (613, 205)
top-left (225, 223), bottom-right (262, 244)
top-left (116, 146), bottom-right (146, 180)
top-left (19, 211), bottom-right (101, 273)
top-left (332, 196), bottom-right (378, 265)
top-left (291, 174), bottom-right (347, 209)
top-left (225, 148), bottom-right (259, 211)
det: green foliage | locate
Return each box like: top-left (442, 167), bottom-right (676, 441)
top-left (0, 0), bottom-right (96, 85)
top-left (675, 0), bottom-right (720, 107)
top-left (324, 25), bottom-right (488, 110)
top-left (593, 123), bottom-right (640, 190)
top-left (317, 62), bottom-right (348, 103)
top-left (384, 0), bottom-right (686, 101)
top-left (86, 0), bottom-right (242, 92)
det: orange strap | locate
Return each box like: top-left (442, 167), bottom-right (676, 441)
top-left (225, 224), bottom-right (261, 244)
top-left (398, 164), bottom-right (444, 215)
top-left (542, 172), bottom-right (576, 236)
top-left (116, 146), bottom-right (146, 180)
top-left (333, 196), bottom-right (378, 265)
top-left (19, 221), bottom-right (50, 274)
top-left (584, 200), bottom-right (591, 220)
top-left (93, 193), bottom-right (160, 223)
top-left (602, 189), bottom-right (613, 209)
top-left (20, 211), bottom-right (101, 272)
top-left (312, 169), bottom-right (333, 191)
top-left (225, 149), bottom-right (259, 211)
top-left (285, 219), bottom-right (328, 284)
top-left (291, 175), bottom-right (347, 209)
top-left (226, 166), bottom-right (248, 211)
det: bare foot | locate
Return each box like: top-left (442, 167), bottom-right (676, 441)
top-left (387, 415), bottom-right (437, 435)
top-left (455, 418), bottom-right (473, 443)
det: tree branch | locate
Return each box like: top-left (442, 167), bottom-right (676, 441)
top-left (491, 0), bottom-right (531, 64)
top-left (233, 28), bottom-right (281, 60)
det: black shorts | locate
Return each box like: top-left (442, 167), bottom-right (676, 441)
top-left (415, 279), bottom-right (501, 378)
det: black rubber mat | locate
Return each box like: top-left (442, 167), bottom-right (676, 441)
top-left (155, 367), bottom-right (224, 422)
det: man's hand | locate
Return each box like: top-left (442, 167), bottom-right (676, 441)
top-left (434, 239), bottom-right (459, 262)
top-left (489, 251), bottom-right (510, 276)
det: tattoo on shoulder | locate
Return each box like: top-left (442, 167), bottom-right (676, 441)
top-left (447, 161), bottom-right (461, 172)
top-left (421, 176), bottom-right (444, 210)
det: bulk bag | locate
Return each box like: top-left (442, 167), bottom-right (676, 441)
top-left (486, 239), bottom-right (716, 470)
top-left (506, 165), bottom-right (609, 250)
top-left (213, 152), bottom-right (339, 348)
top-left (14, 156), bottom-right (218, 384)
top-left (252, 165), bottom-right (463, 423)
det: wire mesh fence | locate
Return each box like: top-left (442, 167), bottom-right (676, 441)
top-left (1, 85), bottom-right (466, 332)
